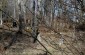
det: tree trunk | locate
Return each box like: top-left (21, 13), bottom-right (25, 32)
top-left (18, 2), bottom-right (24, 33)
top-left (0, 1), bottom-right (2, 26)
top-left (51, 0), bottom-right (55, 27)
top-left (31, 0), bottom-right (39, 43)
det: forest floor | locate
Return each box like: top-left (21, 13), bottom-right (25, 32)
top-left (0, 26), bottom-right (85, 55)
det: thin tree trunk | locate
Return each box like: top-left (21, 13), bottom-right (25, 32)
top-left (51, 0), bottom-right (55, 27)
top-left (18, 2), bottom-right (24, 33)
top-left (0, 1), bottom-right (2, 26)
top-left (32, 0), bottom-right (39, 43)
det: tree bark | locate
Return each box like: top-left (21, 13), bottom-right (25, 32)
top-left (0, 0), bottom-right (2, 26)
top-left (18, 1), bottom-right (24, 33)
top-left (31, 0), bottom-right (39, 43)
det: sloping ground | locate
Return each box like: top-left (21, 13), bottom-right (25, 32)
top-left (39, 31), bottom-right (85, 55)
top-left (0, 30), bottom-right (85, 55)
top-left (0, 28), bottom-right (52, 55)
top-left (0, 23), bottom-right (85, 55)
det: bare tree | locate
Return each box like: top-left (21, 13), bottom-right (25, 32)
top-left (31, 0), bottom-right (39, 43)
top-left (18, 0), bottom-right (26, 33)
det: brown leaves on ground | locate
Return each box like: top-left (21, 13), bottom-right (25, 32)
top-left (0, 43), bottom-right (5, 55)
